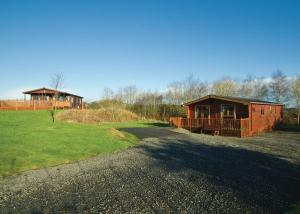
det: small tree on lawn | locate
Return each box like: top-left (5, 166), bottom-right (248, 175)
top-left (50, 73), bottom-right (64, 124)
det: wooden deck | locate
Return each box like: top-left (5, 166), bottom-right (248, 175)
top-left (0, 100), bottom-right (85, 111)
top-left (170, 117), bottom-right (250, 137)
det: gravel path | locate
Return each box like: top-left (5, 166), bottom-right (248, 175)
top-left (1, 127), bottom-right (300, 213)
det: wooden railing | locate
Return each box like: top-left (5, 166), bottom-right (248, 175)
top-left (0, 100), bottom-right (71, 110)
top-left (170, 117), bottom-right (250, 137)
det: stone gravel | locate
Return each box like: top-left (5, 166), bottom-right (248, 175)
top-left (0, 127), bottom-right (300, 213)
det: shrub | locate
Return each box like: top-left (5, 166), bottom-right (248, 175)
top-left (57, 108), bottom-right (139, 124)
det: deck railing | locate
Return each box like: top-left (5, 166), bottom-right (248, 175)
top-left (170, 117), bottom-right (250, 137)
top-left (0, 100), bottom-right (71, 110)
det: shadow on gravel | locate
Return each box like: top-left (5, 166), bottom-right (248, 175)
top-left (2, 129), bottom-right (300, 213)
top-left (144, 122), bottom-right (170, 127)
top-left (139, 138), bottom-right (300, 213)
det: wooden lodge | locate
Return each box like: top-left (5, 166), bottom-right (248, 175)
top-left (170, 95), bottom-right (283, 137)
top-left (23, 88), bottom-right (84, 109)
top-left (0, 88), bottom-right (86, 110)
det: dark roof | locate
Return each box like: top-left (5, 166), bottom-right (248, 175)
top-left (23, 87), bottom-right (83, 98)
top-left (183, 95), bottom-right (283, 106)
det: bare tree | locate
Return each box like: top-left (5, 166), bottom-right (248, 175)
top-left (269, 70), bottom-right (289, 103)
top-left (184, 74), bottom-right (208, 100)
top-left (102, 87), bottom-right (114, 100)
top-left (122, 86), bottom-right (138, 104)
top-left (165, 81), bottom-right (185, 105)
top-left (50, 73), bottom-right (64, 124)
top-left (165, 74), bottom-right (208, 104)
top-left (291, 76), bottom-right (300, 125)
top-left (251, 78), bottom-right (269, 100)
top-left (211, 78), bottom-right (237, 96)
top-left (239, 75), bottom-right (254, 98)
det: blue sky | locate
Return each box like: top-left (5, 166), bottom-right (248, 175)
top-left (0, 0), bottom-right (299, 100)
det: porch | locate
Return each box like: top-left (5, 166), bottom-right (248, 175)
top-left (170, 117), bottom-right (250, 137)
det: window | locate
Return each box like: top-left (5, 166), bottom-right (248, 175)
top-left (221, 104), bottom-right (235, 118)
top-left (33, 95), bottom-right (39, 101)
top-left (195, 105), bottom-right (209, 118)
top-left (270, 106), bottom-right (273, 114)
top-left (261, 107), bottom-right (264, 115)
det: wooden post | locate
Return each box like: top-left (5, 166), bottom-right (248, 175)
top-left (220, 118), bottom-right (222, 136)
top-left (15, 101), bottom-right (18, 111)
top-left (248, 104), bottom-right (252, 136)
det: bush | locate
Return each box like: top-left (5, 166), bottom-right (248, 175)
top-left (282, 108), bottom-right (298, 126)
top-left (129, 104), bottom-right (186, 121)
top-left (88, 99), bottom-right (186, 122)
top-left (57, 108), bottom-right (139, 124)
top-left (88, 99), bottom-right (125, 109)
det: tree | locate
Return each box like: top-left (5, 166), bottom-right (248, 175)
top-left (122, 86), bottom-right (138, 104)
top-left (252, 78), bottom-right (269, 100)
top-left (165, 81), bottom-right (185, 105)
top-left (184, 74), bottom-right (208, 101)
top-left (239, 75), bottom-right (254, 98)
top-left (165, 74), bottom-right (208, 105)
top-left (291, 76), bottom-right (300, 125)
top-left (102, 87), bottom-right (114, 100)
top-left (50, 73), bottom-right (64, 124)
top-left (211, 78), bottom-right (237, 96)
top-left (269, 70), bottom-right (289, 103)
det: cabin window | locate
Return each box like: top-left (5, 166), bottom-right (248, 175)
top-left (33, 95), bottom-right (39, 101)
top-left (261, 107), bottom-right (265, 115)
top-left (195, 105), bottom-right (210, 118)
top-left (221, 104), bottom-right (235, 118)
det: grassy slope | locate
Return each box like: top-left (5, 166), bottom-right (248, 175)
top-left (0, 110), bottom-right (158, 177)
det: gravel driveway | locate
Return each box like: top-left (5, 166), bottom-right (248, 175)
top-left (1, 127), bottom-right (300, 213)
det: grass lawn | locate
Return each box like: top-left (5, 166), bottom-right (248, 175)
top-left (0, 110), bottom-right (163, 177)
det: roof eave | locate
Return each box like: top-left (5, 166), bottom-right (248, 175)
top-left (183, 95), bottom-right (249, 106)
top-left (249, 101), bottom-right (283, 106)
top-left (22, 87), bottom-right (83, 98)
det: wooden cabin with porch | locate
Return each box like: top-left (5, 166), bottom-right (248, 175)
top-left (23, 87), bottom-right (84, 109)
top-left (170, 95), bottom-right (283, 137)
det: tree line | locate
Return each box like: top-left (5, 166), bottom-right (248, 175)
top-left (90, 71), bottom-right (300, 124)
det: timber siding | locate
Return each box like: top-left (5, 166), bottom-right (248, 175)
top-left (170, 95), bottom-right (283, 137)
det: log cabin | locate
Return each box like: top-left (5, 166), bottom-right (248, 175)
top-left (23, 87), bottom-right (84, 109)
top-left (170, 95), bottom-right (283, 137)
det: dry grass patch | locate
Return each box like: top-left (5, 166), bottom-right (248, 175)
top-left (110, 128), bottom-right (126, 139)
top-left (57, 108), bottom-right (139, 124)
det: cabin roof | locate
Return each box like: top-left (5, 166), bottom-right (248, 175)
top-left (183, 95), bottom-right (283, 106)
top-left (23, 87), bottom-right (83, 98)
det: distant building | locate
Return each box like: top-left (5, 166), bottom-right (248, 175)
top-left (23, 87), bottom-right (84, 109)
top-left (170, 95), bottom-right (283, 137)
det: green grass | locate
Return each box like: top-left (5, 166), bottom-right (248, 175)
top-left (0, 110), bottom-right (162, 177)
top-left (285, 201), bottom-right (300, 214)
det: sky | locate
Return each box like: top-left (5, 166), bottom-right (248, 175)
top-left (0, 0), bottom-right (300, 101)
